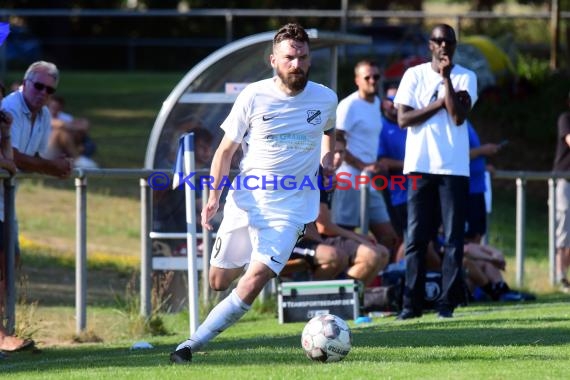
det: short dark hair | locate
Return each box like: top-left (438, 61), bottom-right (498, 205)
top-left (273, 23), bottom-right (309, 48)
top-left (430, 24), bottom-right (456, 41)
top-left (354, 59), bottom-right (379, 76)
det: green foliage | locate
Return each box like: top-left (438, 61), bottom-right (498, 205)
top-left (112, 273), bottom-right (170, 337)
top-left (470, 69), bottom-right (570, 170)
top-left (517, 54), bottom-right (551, 84)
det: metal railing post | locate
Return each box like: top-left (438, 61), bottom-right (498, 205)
top-left (201, 186), bottom-right (211, 305)
top-left (515, 177), bottom-right (526, 288)
top-left (75, 176), bottom-right (87, 334)
top-left (140, 178), bottom-right (152, 317)
top-left (548, 178), bottom-right (557, 285)
top-left (3, 176), bottom-right (16, 333)
top-left (359, 171), bottom-right (370, 235)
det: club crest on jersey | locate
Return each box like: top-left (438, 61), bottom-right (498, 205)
top-left (306, 110), bottom-right (322, 125)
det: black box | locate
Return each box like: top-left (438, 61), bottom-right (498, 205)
top-left (277, 280), bottom-right (359, 323)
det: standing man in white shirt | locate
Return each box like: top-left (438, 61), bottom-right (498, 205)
top-left (170, 23), bottom-right (337, 363)
top-left (394, 24), bottom-right (477, 319)
top-left (332, 59), bottom-right (398, 253)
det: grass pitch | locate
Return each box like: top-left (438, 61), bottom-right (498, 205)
top-left (2, 296), bottom-right (570, 379)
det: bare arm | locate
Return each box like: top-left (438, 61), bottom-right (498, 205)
top-left (469, 143), bottom-right (500, 160)
top-left (316, 203), bottom-right (377, 246)
top-left (378, 157), bottom-right (403, 171)
top-left (321, 128), bottom-right (335, 176)
top-left (0, 111), bottom-right (16, 174)
top-left (13, 148), bottom-right (71, 178)
top-left (336, 130), bottom-right (378, 172)
top-left (201, 135), bottom-right (240, 230)
top-left (397, 100), bottom-right (445, 129)
top-left (442, 79), bottom-right (470, 126)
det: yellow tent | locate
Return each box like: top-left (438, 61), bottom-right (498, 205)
top-left (461, 35), bottom-right (516, 85)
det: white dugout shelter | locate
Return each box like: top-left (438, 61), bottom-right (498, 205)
top-left (143, 29), bottom-right (370, 333)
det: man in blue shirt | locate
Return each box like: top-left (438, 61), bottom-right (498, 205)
top-left (378, 87), bottom-right (407, 245)
top-left (466, 121), bottom-right (502, 244)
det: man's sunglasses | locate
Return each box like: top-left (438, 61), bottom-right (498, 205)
top-left (364, 74), bottom-right (380, 81)
top-left (430, 37), bottom-right (457, 46)
top-left (29, 80), bottom-right (56, 95)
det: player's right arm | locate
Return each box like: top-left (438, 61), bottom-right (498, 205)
top-left (201, 134), bottom-right (240, 230)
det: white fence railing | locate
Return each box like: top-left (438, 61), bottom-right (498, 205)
top-left (2, 168), bottom-right (567, 335)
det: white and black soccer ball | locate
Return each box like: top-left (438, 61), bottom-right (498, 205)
top-left (301, 314), bottom-right (352, 362)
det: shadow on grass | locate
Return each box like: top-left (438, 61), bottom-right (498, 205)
top-left (3, 312), bottom-right (570, 373)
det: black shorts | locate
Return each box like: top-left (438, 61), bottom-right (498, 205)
top-left (465, 193), bottom-right (487, 238)
top-left (292, 236), bottom-right (360, 266)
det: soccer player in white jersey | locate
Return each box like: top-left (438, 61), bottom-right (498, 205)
top-left (170, 23), bottom-right (338, 363)
top-left (394, 24), bottom-right (477, 320)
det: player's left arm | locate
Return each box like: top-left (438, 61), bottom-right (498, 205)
top-left (321, 125), bottom-right (335, 177)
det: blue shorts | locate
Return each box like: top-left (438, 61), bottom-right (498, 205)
top-left (332, 187), bottom-right (390, 228)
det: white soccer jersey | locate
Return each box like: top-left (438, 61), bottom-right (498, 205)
top-left (394, 62), bottom-right (478, 177)
top-left (336, 91), bottom-right (382, 176)
top-left (220, 78), bottom-right (337, 227)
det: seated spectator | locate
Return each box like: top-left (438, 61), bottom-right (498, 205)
top-left (47, 95), bottom-right (98, 169)
top-left (282, 134), bottom-right (389, 285)
top-left (280, 223), bottom-right (345, 281)
top-left (377, 85), bottom-right (407, 261)
top-left (155, 114), bottom-right (206, 169)
top-left (463, 243), bottom-right (535, 301)
top-left (430, 227), bottom-right (535, 302)
top-left (466, 120), bottom-right (503, 244)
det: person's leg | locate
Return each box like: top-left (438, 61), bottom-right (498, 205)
top-left (438, 175), bottom-right (469, 315)
top-left (312, 244), bottom-right (344, 280)
top-left (207, 206), bottom-right (252, 291)
top-left (555, 178), bottom-right (570, 288)
top-left (331, 187), bottom-right (360, 228)
top-left (369, 221), bottom-right (398, 254)
top-left (171, 222), bottom-right (302, 363)
top-left (368, 190), bottom-right (398, 253)
top-left (556, 248), bottom-right (570, 291)
top-left (0, 324), bottom-right (34, 352)
top-left (345, 243), bottom-right (388, 285)
top-left (399, 174), bottom-right (436, 318)
top-left (174, 262), bottom-right (271, 356)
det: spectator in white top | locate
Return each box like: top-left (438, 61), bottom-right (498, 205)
top-left (332, 59), bottom-right (398, 253)
top-left (394, 24), bottom-right (477, 320)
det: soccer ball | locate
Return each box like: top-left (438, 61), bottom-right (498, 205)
top-left (301, 314), bottom-right (352, 362)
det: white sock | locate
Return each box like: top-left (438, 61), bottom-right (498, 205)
top-left (176, 289), bottom-right (251, 352)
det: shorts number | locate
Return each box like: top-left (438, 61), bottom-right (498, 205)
top-left (212, 237), bottom-right (222, 258)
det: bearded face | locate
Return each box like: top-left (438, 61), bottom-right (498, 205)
top-left (276, 65), bottom-right (310, 93)
top-left (271, 39), bottom-right (311, 94)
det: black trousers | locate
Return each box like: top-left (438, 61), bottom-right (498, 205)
top-left (403, 173), bottom-right (468, 313)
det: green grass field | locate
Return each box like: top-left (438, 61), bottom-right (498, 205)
top-left (1, 71), bottom-right (567, 378)
top-left (2, 297), bottom-right (570, 379)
